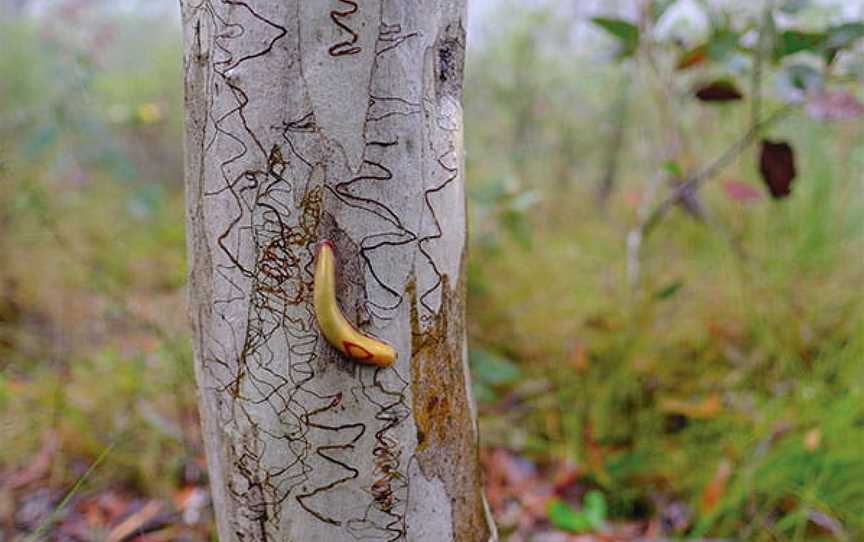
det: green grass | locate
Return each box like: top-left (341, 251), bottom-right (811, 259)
top-left (468, 130), bottom-right (864, 538)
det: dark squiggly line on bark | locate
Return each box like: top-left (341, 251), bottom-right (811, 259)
top-left (376, 22), bottom-right (419, 57)
top-left (329, 0), bottom-right (362, 57)
top-left (417, 146), bottom-right (458, 317)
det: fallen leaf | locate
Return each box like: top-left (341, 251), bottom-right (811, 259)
top-left (14, 488), bottom-right (63, 533)
top-left (701, 459), bottom-right (733, 514)
top-left (3, 433), bottom-right (58, 491)
top-left (551, 461), bottom-right (583, 493)
top-left (80, 490), bottom-right (133, 529)
top-left (808, 509), bottom-right (848, 539)
top-left (107, 500), bottom-right (164, 542)
top-left (523, 490), bottom-right (555, 521)
top-left (759, 140), bottom-right (797, 199)
top-left (482, 448), bottom-right (539, 511)
top-left (174, 486), bottom-right (210, 525)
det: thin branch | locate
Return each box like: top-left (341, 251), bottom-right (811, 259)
top-left (641, 105), bottom-right (795, 237)
top-left (626, 104), bottom-right (795, 289)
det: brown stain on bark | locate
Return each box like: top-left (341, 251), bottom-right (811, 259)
top-left (409, 273), bottom-right (491, 541)
top-left (434, 23), bottom-right (466, 103)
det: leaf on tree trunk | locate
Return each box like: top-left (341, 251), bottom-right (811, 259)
top-left (759, 140), bottom-right (797, 199)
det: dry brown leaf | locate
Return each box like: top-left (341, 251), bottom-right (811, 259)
top-left (107, 500), bottom-right (164, 542)
top-left (701, 459), bottom-right (733, 514)
top-left (759, 140), bottom-right (797, 199)
top-left (3, 433), bottom-right (58, 491)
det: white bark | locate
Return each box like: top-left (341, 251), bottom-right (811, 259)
top-left (180, 1), bottom-right (495, 541)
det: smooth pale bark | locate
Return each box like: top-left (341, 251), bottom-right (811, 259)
top-left (180, 2), bottom-right (495, 541)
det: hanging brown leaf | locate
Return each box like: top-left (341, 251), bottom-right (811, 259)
top-left (759, 140), bottom-right (797, 199)
top-left (694, 80), bottom-right (743, 102)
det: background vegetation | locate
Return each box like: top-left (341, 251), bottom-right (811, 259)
top-left (1, 0), bottom-right (862, 540)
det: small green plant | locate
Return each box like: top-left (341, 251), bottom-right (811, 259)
top-left (547, 490), bottom-right (608, 533)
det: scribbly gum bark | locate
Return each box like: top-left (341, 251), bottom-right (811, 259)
top-left (180, 1), bottom-right (495, 541)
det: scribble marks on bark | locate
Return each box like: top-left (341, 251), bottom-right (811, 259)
top-left (300, 0), bottom-right (381, 173)
top-left (188, 2), bottom-right (322, 539)
top-left (184, 0), bottom-right (484, 540)
top-left (329, 0), bottom-right (362, 56)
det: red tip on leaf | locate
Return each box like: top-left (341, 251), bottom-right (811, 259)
top-left (805, 90), bottom-right (864, 122)
top-left (694, 80), bottom-right (743, 102)
top-left (316, 239), bottom-right (335, 255)
top-left (759, 140), bottom-right (797, 200)
top-left (723, 180), bottom-right (763, 204)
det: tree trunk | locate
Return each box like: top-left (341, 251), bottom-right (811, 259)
top-left (180, 2), bottom-right (495, 541)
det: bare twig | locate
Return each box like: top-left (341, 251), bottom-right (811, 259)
top-left (25, 442), bottom-right (117, 542)
top-left (642, 105), bottom-right (794, 237)
top-left (626, 105), bottom-right (795, 289)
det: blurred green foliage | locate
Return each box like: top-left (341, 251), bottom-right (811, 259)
top-left (0, 2), bottom-right (192, 499)
top-left (548, 490), bottom-right (608, 533)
